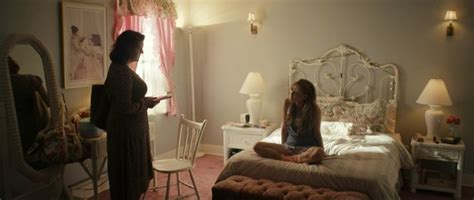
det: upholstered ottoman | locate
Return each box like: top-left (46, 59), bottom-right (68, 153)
top-left (212, 175), bottom-right (369, 200)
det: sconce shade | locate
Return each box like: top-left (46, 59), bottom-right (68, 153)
top-left (248, 13), bottom-right (256, 22)
top-left (240, 72), bottom-right (265, 94)
top-left (444, 10), bottom-right (457, 21)
top-left (247, 12), bottom-right (258, 34)
top-left (416, 79), bottom-right (452, 106)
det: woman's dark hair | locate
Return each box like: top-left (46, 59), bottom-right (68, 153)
top-left (109, 30), bottom-right (145, 64)
top-left (286, 79), bottom-right (318, 134)
top-left (8, 56), bottom-right (20, 74)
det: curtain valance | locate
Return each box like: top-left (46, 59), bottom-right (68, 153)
top-left (118, 0), bottom-right (177, 18)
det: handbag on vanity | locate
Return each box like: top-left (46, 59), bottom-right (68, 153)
top-left (90, 84), bottom-right (109, 130)
top-left (26, 100), bottom-right (84, 166)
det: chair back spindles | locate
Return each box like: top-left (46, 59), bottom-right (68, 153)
top-left (175, 114), bottom-right (207, 165)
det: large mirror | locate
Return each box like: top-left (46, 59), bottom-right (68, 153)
top-left (0, 33), bottom-right (64, 200)
top-left (9, 45), bottom-right (45, 80)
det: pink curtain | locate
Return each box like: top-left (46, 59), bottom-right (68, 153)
top-left (113, 1), bottom-right (178, 116)
top-left (156, 18), bottom-right (177, 116)
top-left (113, 1), bottom-right (143, 39)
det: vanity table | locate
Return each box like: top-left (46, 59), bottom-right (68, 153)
top-left (81, 133), bottom-right (107, 200)
top-left (69, 132), bottom-right (108, 200)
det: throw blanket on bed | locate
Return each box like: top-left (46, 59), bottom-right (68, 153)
top-left (216, 130), bottom-right (413, 200)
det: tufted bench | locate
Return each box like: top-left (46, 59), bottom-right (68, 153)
top-left (212, 175), bottom-right (369, 200)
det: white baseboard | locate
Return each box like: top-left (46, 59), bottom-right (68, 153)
top-left (199, 144), bottom-right (223, 156)
top-left (155, 144), bottom-right (223, 160)
top-left (463, 173), bottom-right (474, 187)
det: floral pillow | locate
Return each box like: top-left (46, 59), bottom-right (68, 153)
top-left (346, 100), bottom-right (386, 135)
top-left (318, 100), bottom-right (353, 122)
top-left (318, 99), bottom-right (388, 135)
top-left (384, 100), bottom-right (397, 135)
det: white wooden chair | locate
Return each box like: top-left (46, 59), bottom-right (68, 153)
top-left (151, 115), bottom-right (207, 200)
top-left (0, 34), bottom-right (70, 200)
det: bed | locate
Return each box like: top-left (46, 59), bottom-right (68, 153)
top-left (216, 44), bottom-right (414, 200)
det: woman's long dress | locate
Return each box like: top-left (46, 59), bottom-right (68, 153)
top-left (104, 62), bottom-right (153, 200)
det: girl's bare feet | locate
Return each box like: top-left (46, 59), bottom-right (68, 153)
top-left (304, 147), bottom-right (325, 164)
top-left (281, 147), bottom-right (325, 164)
top-left (281, 155), bottom-right (303, 163)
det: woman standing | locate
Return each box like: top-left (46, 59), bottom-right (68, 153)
top-left (105, 30), bottom-right (166, 200)
top-left (254, 79), bottom-right (325, 164)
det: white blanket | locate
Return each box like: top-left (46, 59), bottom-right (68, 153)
top-left (216, 129), bottom-right (414, 200)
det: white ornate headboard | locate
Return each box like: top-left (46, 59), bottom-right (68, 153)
top-left (289, 44), bottom-right (399, 103)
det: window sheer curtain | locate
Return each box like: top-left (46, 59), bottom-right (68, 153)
top-left (113, 0), bottom-right (177, 116)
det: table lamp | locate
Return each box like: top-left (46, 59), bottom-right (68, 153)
top-left (416, 79), bottom-right (452, 138)
top-left (240, 72), bottom-right (265, 125)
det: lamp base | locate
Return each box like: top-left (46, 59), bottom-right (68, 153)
top-left (246, 95), bottom-right (261, 125)
top-left (447, 23), bottom-right (454, 36)
top-left (425, 107), bottom-right (443, 138)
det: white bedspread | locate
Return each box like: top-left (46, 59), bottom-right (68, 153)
top-left (216, 129), bottom-right (414, 200)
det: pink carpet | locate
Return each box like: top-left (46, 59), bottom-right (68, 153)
top-left (97, 154), bottom-right (224, 200)
top-left (97, 154), bottom-right (474, 200)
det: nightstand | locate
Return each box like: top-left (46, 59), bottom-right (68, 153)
top-left (221, 123), bottom-right (278, 163)
top-left (410, 137), bottom-right (465, 199)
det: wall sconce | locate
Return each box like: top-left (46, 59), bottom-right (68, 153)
top-left (248, 12), bottom-right (258, 34)
top-left (444, 10), bottom-right (457, 36)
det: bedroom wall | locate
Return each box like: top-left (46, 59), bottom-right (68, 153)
top-left (0, 0), bottom-right (190, 187)
top-left (186, 0), bottom-right (474, 180)
top-left (2, 0), bottom-right (474, 189)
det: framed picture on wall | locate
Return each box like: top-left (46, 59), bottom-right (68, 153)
top-left (61, 2), bottom-right (106, 89)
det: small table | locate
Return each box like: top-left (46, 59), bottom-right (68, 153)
top-left (75, 133), bottom-right (108, 200)
top-left (410, 137), bottom-right (465, 199)
top-left (221, 123), bottom-right (278, 163)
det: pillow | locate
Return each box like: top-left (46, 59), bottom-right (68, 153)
top-left (320, 121), bottom-right (353, 137)
top-left (318, 99), bottom-right (388, 135)
top-left (261, 128), bottom-right (282, 144)
top-left (384, 100), bottom-right (397, 134)
top-left (316, 96), bottom-right (344, 118)
top-left (345, 100), bottom-right (386, 135)
top-left (318, 100), bottom-right (353, 122)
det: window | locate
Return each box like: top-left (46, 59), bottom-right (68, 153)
top-left (134, 17), bottom-right (169, 115)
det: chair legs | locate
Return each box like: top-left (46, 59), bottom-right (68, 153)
top-left (176, 172), bottom-right (181, 196)
top-left (62, 184), bottom-right (73, 200)
top-left (141, 189), bottom-right (148, 200)
top-left (165, 174), bottom-right (171, 200)
top-left (188, 170), bottom-right (200, 200)
top-left (153, 172), bottom-right (158, 188)
top-left (151, 170), bottom-right (199, 200)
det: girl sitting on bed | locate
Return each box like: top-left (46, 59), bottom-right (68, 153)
top-left (254, 79), bottom-right (325, 164)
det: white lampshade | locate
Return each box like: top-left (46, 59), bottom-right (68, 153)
top-left (240, 72), bottom-right (265, 95)
top-left (248, 13), bottom-right (256, 22)
top-left (416, 79), bottom-right (452, 106)
top-left (444, 10), bottom-right (457, 21)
